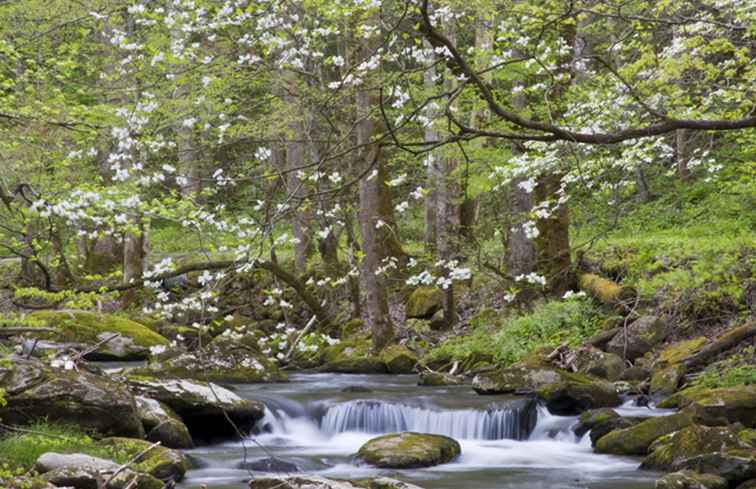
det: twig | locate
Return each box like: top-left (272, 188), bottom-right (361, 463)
top-left (102, 441), bottom-right (161, 488)
top-left (283, 315), bottom-right (317, 363)
top-left (72, 333), bottom-right (121, 362)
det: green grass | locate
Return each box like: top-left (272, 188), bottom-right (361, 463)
top-left (691, 346), bottom-right (756, 389)
top-left (0, 422), bottom-right (128, 471)
top-left (425, 298), bottom-right (604, 370)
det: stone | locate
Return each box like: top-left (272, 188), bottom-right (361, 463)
top-left (572, 408), bottom-right (620, 438)
top-left (135, 333), bottom-right (287, 383)
top-left (381, 344), bottom-right (417, 374)
top-left (40, 466), bottom-right (163, 489)
top-left (406, 287), bottom-right (443, 319)
top-left (736, 480), bottom-right (756, 489)
top-left (679, 386), bottom-right (756, 428)
top-left (650, 364), bottom-right (687, 397)
top-left (320, 335), bottom-right (387, 374)
top-left (27, 310), bottom-right (169, 361)
top-left (672, 450), bottom-right (756, 485)
top-left (357, 432), bottom-right (461, 469)
top-left (35, 453), bottom-right (118, 474)
top-left (642, 424), bottom-right (751, 471)
top-left (474, 366), bottom-right (620, 414)
top-left (237, 457), bottom-right (299, 473)
top-left (97, 437), bottom-right (188, 481)
top-left (655, 470), bottom-right (728, 489)
top-left (622, 365), bottom-right (651, 382)
top-left (250, 476), bottom-right (426, 489)
top-left (595, 412), bottom-right (695, 455)
top-left (606, 315), bottom-right (670, 361)
top-left (418, 372), bottom-right (464, 386)
top-left (127, 376), bottom-right (264, 440)
top-left (0, 357), bottom-right (144, 437)
top-left (135, 396), bottom-right (194, 449)
top-left (574, 347), bottom-right (625, 381)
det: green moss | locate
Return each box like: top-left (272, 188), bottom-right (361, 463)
top-left (97, 437), bottom-right (188, 481)
top-left (357, 432), bottom-right (460, 468)
top-left (657, 337), bottom-right (707, 365)
top-left (380, 344), bottom-right (417, 374)
top-left (28, 310), bottom-right (169, 347)
top-left (642, 425), bottom-right (747, 470)
top-left (406, 286), bottom-right (443, 319)
top-left (595, 412), bottom-right (694, 455)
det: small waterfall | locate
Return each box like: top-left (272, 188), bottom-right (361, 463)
top-left (319, 400), bottom-right (536, 440)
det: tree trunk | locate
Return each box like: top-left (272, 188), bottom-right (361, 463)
top-left (423, 42), bottom-right (439, 252)
top-left (676, 128), bottom-right (692, 182)
top-left (122, 224), bottom-right (147, 305)
top-left (356, 80), bottom-right (395, 350)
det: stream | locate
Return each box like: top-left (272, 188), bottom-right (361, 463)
top-left (177, 373), bottom-right (671, 489)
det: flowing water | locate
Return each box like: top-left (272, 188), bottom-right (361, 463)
top-left (178, 373), bottom-right (670, 489)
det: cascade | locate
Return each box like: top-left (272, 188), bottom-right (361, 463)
top-left (318, 400), bottom-right (537, 440)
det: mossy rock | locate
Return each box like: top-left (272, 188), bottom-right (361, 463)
top-left (340, 319), bottom-right (365, 338)
top-left (41, 465), bottom-right (164, 489)
top-left (135, 334), bottom-right (287, 384)
top-left (574, 347), bottom-right (625, 381)
top-left (418, 371), bottom-right (464, 386)
top-left (0, 476), bottom-right (57, 489)
top-left (655, 470), bottom-right (728, 489)
top-left (606, 315), bottom-right (670, 361)
top-left (740, 429), bottom-right (756, 447)
top-left (135, 396), bottom-right (193, 449)
top-left (671, 450), bottom-right (756, 484)
top-left (0, 357), bottom-right (144, 438)
top-left (406, 287), bottom-right (443, 319)
top-left (473, 366), bottom-right (562, 395)
top-left (381, 344), bottom-right (417, 374)
top-left (642, 424), bottom-right (750, 471)
top-left (27, 310), bottom-right (169, 360)
top-left (595, 412), bottom-right (695, 455)
top-left (666, 386), bottom-right (756, 428)
top-left (657, 337), bottom-right (708, 365)
top-left (536, 372), bottom-right (621, 415)
top-left (320, 335), bottom-right (386, 373)
top-left (573, 408), bottom-right (620, 438)
top-left (98, 437), bottom-right (189, 481)
top-left (357, 432), bottom-right (460, 468)
top-left (650, 364), bottom-right (687, 397)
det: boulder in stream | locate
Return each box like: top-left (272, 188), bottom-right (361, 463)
top-left (642, 424), bottom-right (752, 471)
top-left (595, 412), bottom-right (695, 456)
top-left (357, 432), bottom-right (461, 468)
top-left (655, 470), bottom-right (728, 489)
top-left (135, 395), bottom-right (194, 449)
top-left (671, 450), bottom-right (756, 485)
top-left (126, 376), bottom-right (264, 440)
top-left (381, 344), bottom-right (418, 374)
top-left (662, 385), bottom-right (756, 428)
top-left (237, 457), bottom-right (299, 473)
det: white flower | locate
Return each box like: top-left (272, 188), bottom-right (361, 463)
top-left (332, 55), bottom-right (345, 67)
top-left (149, 345), bottom-right (167, 355)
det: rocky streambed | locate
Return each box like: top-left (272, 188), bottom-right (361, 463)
top-left (178, 373), bottom-right (666, 489)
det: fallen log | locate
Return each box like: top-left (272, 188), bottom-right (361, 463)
top-left (683, 321), bottom-right (756, 369)
top-left (578, 273), bottom-right (636, 307)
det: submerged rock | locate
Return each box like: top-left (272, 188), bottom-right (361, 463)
top-left (237, 457), bottom-right (299, 473)
top-left (655, 470), bottom-right (728, 489)
top-left (357, 432), bottom-right (461, 469)
top-left (595, 412), bottom-right (694, 455)
top-left (127, 376), bottom-right (264, 439)
top-left (135, 396), bottom-right (194, 449)
top-left (250, 475), bottom-right (426, 489)
top-left (0, 357), bottom-right (144, 437)
top-left (418, 371), bottom-right (464, 386)
top-left (642, 424), bottom-right (751, 471)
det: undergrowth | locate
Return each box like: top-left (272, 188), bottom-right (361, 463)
top-left (425, 298), bottom-right (603, 370)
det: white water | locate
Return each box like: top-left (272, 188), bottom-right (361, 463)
top-left (181, 374), bottom-right (667, 489)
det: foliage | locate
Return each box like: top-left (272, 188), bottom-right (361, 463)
top-left (0, 422), bottom-right (127, 471)
top-left (691, 346), bottom-right (756, 389)
top-left (426, 298), bottom-right (603, 368)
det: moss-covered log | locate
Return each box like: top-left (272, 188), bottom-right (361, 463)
top-left (683, 321), bottom-right (756, 369)
top-left (578, 273), bottom-right (637, 306)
